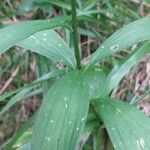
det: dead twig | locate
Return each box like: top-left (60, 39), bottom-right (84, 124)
top-left (0, 66), bottom-right (19, 94)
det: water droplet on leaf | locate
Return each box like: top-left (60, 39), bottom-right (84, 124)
top-left (76, 128), bottom-right (79, 131)
top-left (110, 44), bottom-right (119, 52)
top-left (50, 120), bottom-right (54, 123)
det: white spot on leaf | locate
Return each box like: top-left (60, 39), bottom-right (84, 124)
top-left (64, 97), bottom-right (67, 101)
top-left (110, 44), bottom-right (119, 52)
top-left (76, 128), bottom-right (79, 131)
top-left (50, 120), bottom-right (54, 123)
top-left (6, 33), bottom-right (10, 36)
top-left (31, 35), bottom-right (36, 39)
top-left (137, 140), bottom-right (141, 150)
top-left (116, 108), bottom-right (121, 114)
top-left (140, 138), bottom-right (145, 148)
top-left (81, 117), bottom-right (86, 121)
top-left (43, 33), bottom-right (48, 36)
top-left (45, 137), bottom-right (51, 141)
top-left (111, 128), bottom-right (115, 131)
top-left (43, 38), bottom-right (46, 41)
top-left (101, 45), bottom-right (105, 48)
top-left (118, 142), bottom-right (123, 146)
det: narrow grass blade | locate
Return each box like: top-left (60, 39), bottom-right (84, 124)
top-left (0, 90), bottom-right (19, 101)
top-left (0, 70), bottom-right (63, 102)
top-left (0, 70), bottom-right (63, 116)
top-left (0, 87), bottom-right (35, 116)
top-left (99, 41), bottom-right (150, 96)
top-left (5, 113), bottom-right (36, 150)
top-left (92, 97), bottom-right (150, 150)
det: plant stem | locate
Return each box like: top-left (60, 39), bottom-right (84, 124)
top-left (71, 0), bottom-right (81, 69)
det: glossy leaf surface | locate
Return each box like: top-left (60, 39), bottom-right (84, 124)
top-left (31, 71), bottom-right (91, 150)
top-left (92, 98), bottom-right (150, 150)
top-left (86, 17), bottom-right (150, 69)
top-left (17, 30), bottom-right (76, 68)
top-left (0, 17), bottom-right (69, 53)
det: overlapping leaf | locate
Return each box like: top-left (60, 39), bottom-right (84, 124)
top-left (0, 17), bottom-right (70, 53)
top-left (31, 71), bottom-right (91, 150)
top-left (83, 70), bottom-right (106, 99)
top-left (86, 17), bottom-right (150, 69)
top-left (17, 30), bottom-right (76, 68)
top-left (92, 98), bottom-right (150, 150)
top-left (99, 41), bottom-right (150, 96)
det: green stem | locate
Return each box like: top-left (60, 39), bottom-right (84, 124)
top-left (71, 0), bottom-right (81, 69)
top-left (90, 103), bottom-right (103, 125)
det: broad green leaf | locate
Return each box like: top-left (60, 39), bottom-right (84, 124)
top-left (92, 98), bottom-right (150, 150)
top-left (77, 69), bottom-right (106, 149)
top-left (83, 70), bottom-right (106, 99)
top-left (17, 30), bottom-right (76, 68)
top-left (86, 17), bottom-right (150, 69)
top-left (0, 17), bottom-right (70, 54)
top-left (31, 71), bottom-right (90, 150)
top-left (99, 41), bottom-right (150, 96)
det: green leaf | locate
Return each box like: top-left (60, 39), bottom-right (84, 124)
top-left (86, 17), bottom-right (150, 69)
top-left (13, 130), bottom-right (32, 149)
top-left (0, 90), bottom-right (19, 101)
top-left (92, 97), bottom-right (150, 150)
top-left (0, 17), bottom-right (70, 54)
top-left (0, 70), bottom-right (63, 116)
top-left (31, 71), bottom-right (91, 150)
top-left (17, 30), bottom-right (76, 68)
top-left (83, 70), bottom-right (106, 99)
top-left (5, 113), bottom-right (36, 150)
top-left (35, 0), bottom-right (71, 10)
top-left (0, 87), bottom-right (34, 115)
top-left (78, 112), bottom-right (98, 149)
top-left (16, 142), bottom-right (31, 150)
top-left (99, 41), bottom-right (150, 96)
